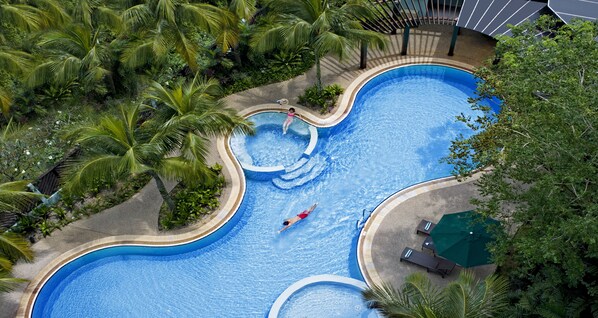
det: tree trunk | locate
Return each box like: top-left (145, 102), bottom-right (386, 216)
top-left (232, 47), bottom-right (242, 66)
top-left (148, 171), bottom-right (175, 212)
top-left (315, 54), bottom-right (322, 92)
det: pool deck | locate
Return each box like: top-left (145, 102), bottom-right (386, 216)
top-left (3, 25), bottom-right (496, 318)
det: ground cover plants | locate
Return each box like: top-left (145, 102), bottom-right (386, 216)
top-left (159, 165), bottom-right (225, 230)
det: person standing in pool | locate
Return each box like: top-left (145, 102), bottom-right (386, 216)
top-left (282, 107), bottom-right (296, 135)
top-left (278, 203), bottom-right (317, 233)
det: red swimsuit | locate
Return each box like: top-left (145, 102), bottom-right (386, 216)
top-left (297, 212), bottom-right (309, 219)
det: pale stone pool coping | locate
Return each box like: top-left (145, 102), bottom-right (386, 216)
top-left (18, 57), bottom-right (477, 317)
top-left (267, 274), bottom-right (374, 318)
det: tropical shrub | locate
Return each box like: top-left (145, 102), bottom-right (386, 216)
top-left (159, 165), bottom-right (224, 230)
top-left (12, 173), bottom-right (151, 240)
top-left (298, 84), bottom-right (344, 113)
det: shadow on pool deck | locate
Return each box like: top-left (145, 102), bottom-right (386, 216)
top-left (366, 175), bottom-right (496, 289)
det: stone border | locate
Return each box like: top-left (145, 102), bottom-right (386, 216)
top-left (267, 274), bottom-right (375, 318)
top-left (18, 57), bottom-right (477, 317)
top-left (232, 112), bottom-right (319, 179)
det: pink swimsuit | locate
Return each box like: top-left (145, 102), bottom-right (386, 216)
top-left (287, 112), bottom-right (295, 117)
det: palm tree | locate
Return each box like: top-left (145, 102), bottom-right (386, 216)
top-left (0, 179), bottom-right (36, 293)
top-left (26, 24), bottom-right (112, 94)
top-left (63, 100), bottom-right (247, 212)
top-left (144, 75), bottom-right (253, 164)
top-left (362, 271), bottom-right (509, 318)
top-left (0, 232), bottom-right (33, 293)
top-left (250, 0), bottom-right (387, 91)
top-left (118, 0), bottom-right (229, 72)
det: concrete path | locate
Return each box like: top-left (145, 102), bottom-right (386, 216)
top-left (1, 24), bottom-right (496, 317)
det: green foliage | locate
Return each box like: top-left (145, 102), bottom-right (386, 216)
top-left (0, 232), bottom-right (33, 293)
top-left (12, 173), bottom-right (151, 239)
top-left (363, 271), bottom-right (509, 317)
top-left (0, 110), bottom-right (80, 183)
top-left (269, 47), bottom-right (309, 72)
top-left (221, 49), bottom-right (314, 95)
top-left (444, 16), bottom-right (598, 316)
top-left (251, 0), bottom-right (387, 90)
top-left (159, 165), bottom-right (224, 230)
top-left (298, 84), bottom-right (344, 113)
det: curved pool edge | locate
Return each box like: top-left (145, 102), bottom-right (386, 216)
top-left (267, 274), bottom-right (372, 318)
top-left (17, 57), bottom-right (480, 317)
top-left (16, 135), bottom-right (247, 317)
top-left (357, 172), bottom-right (485, 288)
top-left (234, 57), bottom-right (477, 129)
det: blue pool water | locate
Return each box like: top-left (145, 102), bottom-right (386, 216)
top-left (279, 284), bottom-right (373, 318)
top-left (245, 124), bottom-right (309, 167)
top-left (33, 65), bottom-right (496, 317)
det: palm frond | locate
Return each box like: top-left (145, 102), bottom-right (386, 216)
top-left (0, 232), bottom-right (33, 262)
top-left (0, 270), bottom-right (28, 293)
top-left (51, 56), bottom-right (83, 85)
top-left (0, 49), bottom-right (33, 75)
top-left (281, 19), bottom-right (312, 51)
top-left (314, 31), bottom-right (354, 60)
top-left (249, 23), bottom-right (286, 52)
top-left (120, 36), bottom-right (157, 69)
top-left (95, 6), bottom-right (122, 33)
top-left (0, 4), bottom-right (43, 31)
top-left (72, 0), bottom-right (96, 27)
top-left (155, 0), bottom-right (176, 24)
top-left (190, 75), bottom-right (222, 99)
top-left (180, 132), bottom-right (209, 163)
top-left (215, 25), bottom-right (240, 53)
top-left (61, 154), bottom-right (130, 195)
top-left (179, 3), bottom-right (225, 34)
top-left (159, 156), bottom-right (213, 184)
top-left (26, 60), bottom-right (54, 88)
top-left (0, 180), bottom-right (42, 213)
top-left (229, 0), bottom-right (256, 21)
top-left (171, 29), bottom-right (199, 71)
top-left (36, 0), bottom-right (70, 27)
top-left (0, 256), bottom-right (12, 271)
top-left (121, 4), bottom-right (153, 32)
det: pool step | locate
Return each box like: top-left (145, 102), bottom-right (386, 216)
top-left (272, 154), bottom-right (328, 190)
top-left (281, 155), bottom-right (323, 180)
top-left (284, 157), bottom-right (309, 174)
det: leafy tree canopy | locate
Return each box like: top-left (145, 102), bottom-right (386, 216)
top-left (445, 16), bottom-right (598, 315)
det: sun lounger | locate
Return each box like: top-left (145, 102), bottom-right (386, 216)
top-left (416, 219), bottom-right (436, 236)
top-left (399, 247), bottom-right (455, 278)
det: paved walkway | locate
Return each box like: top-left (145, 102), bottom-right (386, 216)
top-left (1, 25), bottom-right (496, 317)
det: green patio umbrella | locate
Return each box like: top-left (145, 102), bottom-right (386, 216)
top-left (430, 211), bottom-right (500, 268)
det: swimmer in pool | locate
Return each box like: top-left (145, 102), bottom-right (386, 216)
top-left (282, 107), bottom-right (296, 135)
top-left (278, 203), bottom-right (318, 233)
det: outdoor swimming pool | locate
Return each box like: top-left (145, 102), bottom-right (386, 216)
top-left (32, 65), bottom-right (496, 317)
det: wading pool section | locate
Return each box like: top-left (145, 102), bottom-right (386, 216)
top-left (31, 65), bottom-right (496, 317)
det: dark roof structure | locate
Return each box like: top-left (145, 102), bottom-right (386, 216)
top-left (364, 0), bottom-right (597, 37)
top-left (548, 0), bottom-right (598, 24)
top-left (456, 0), bottom-right (547, 37)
